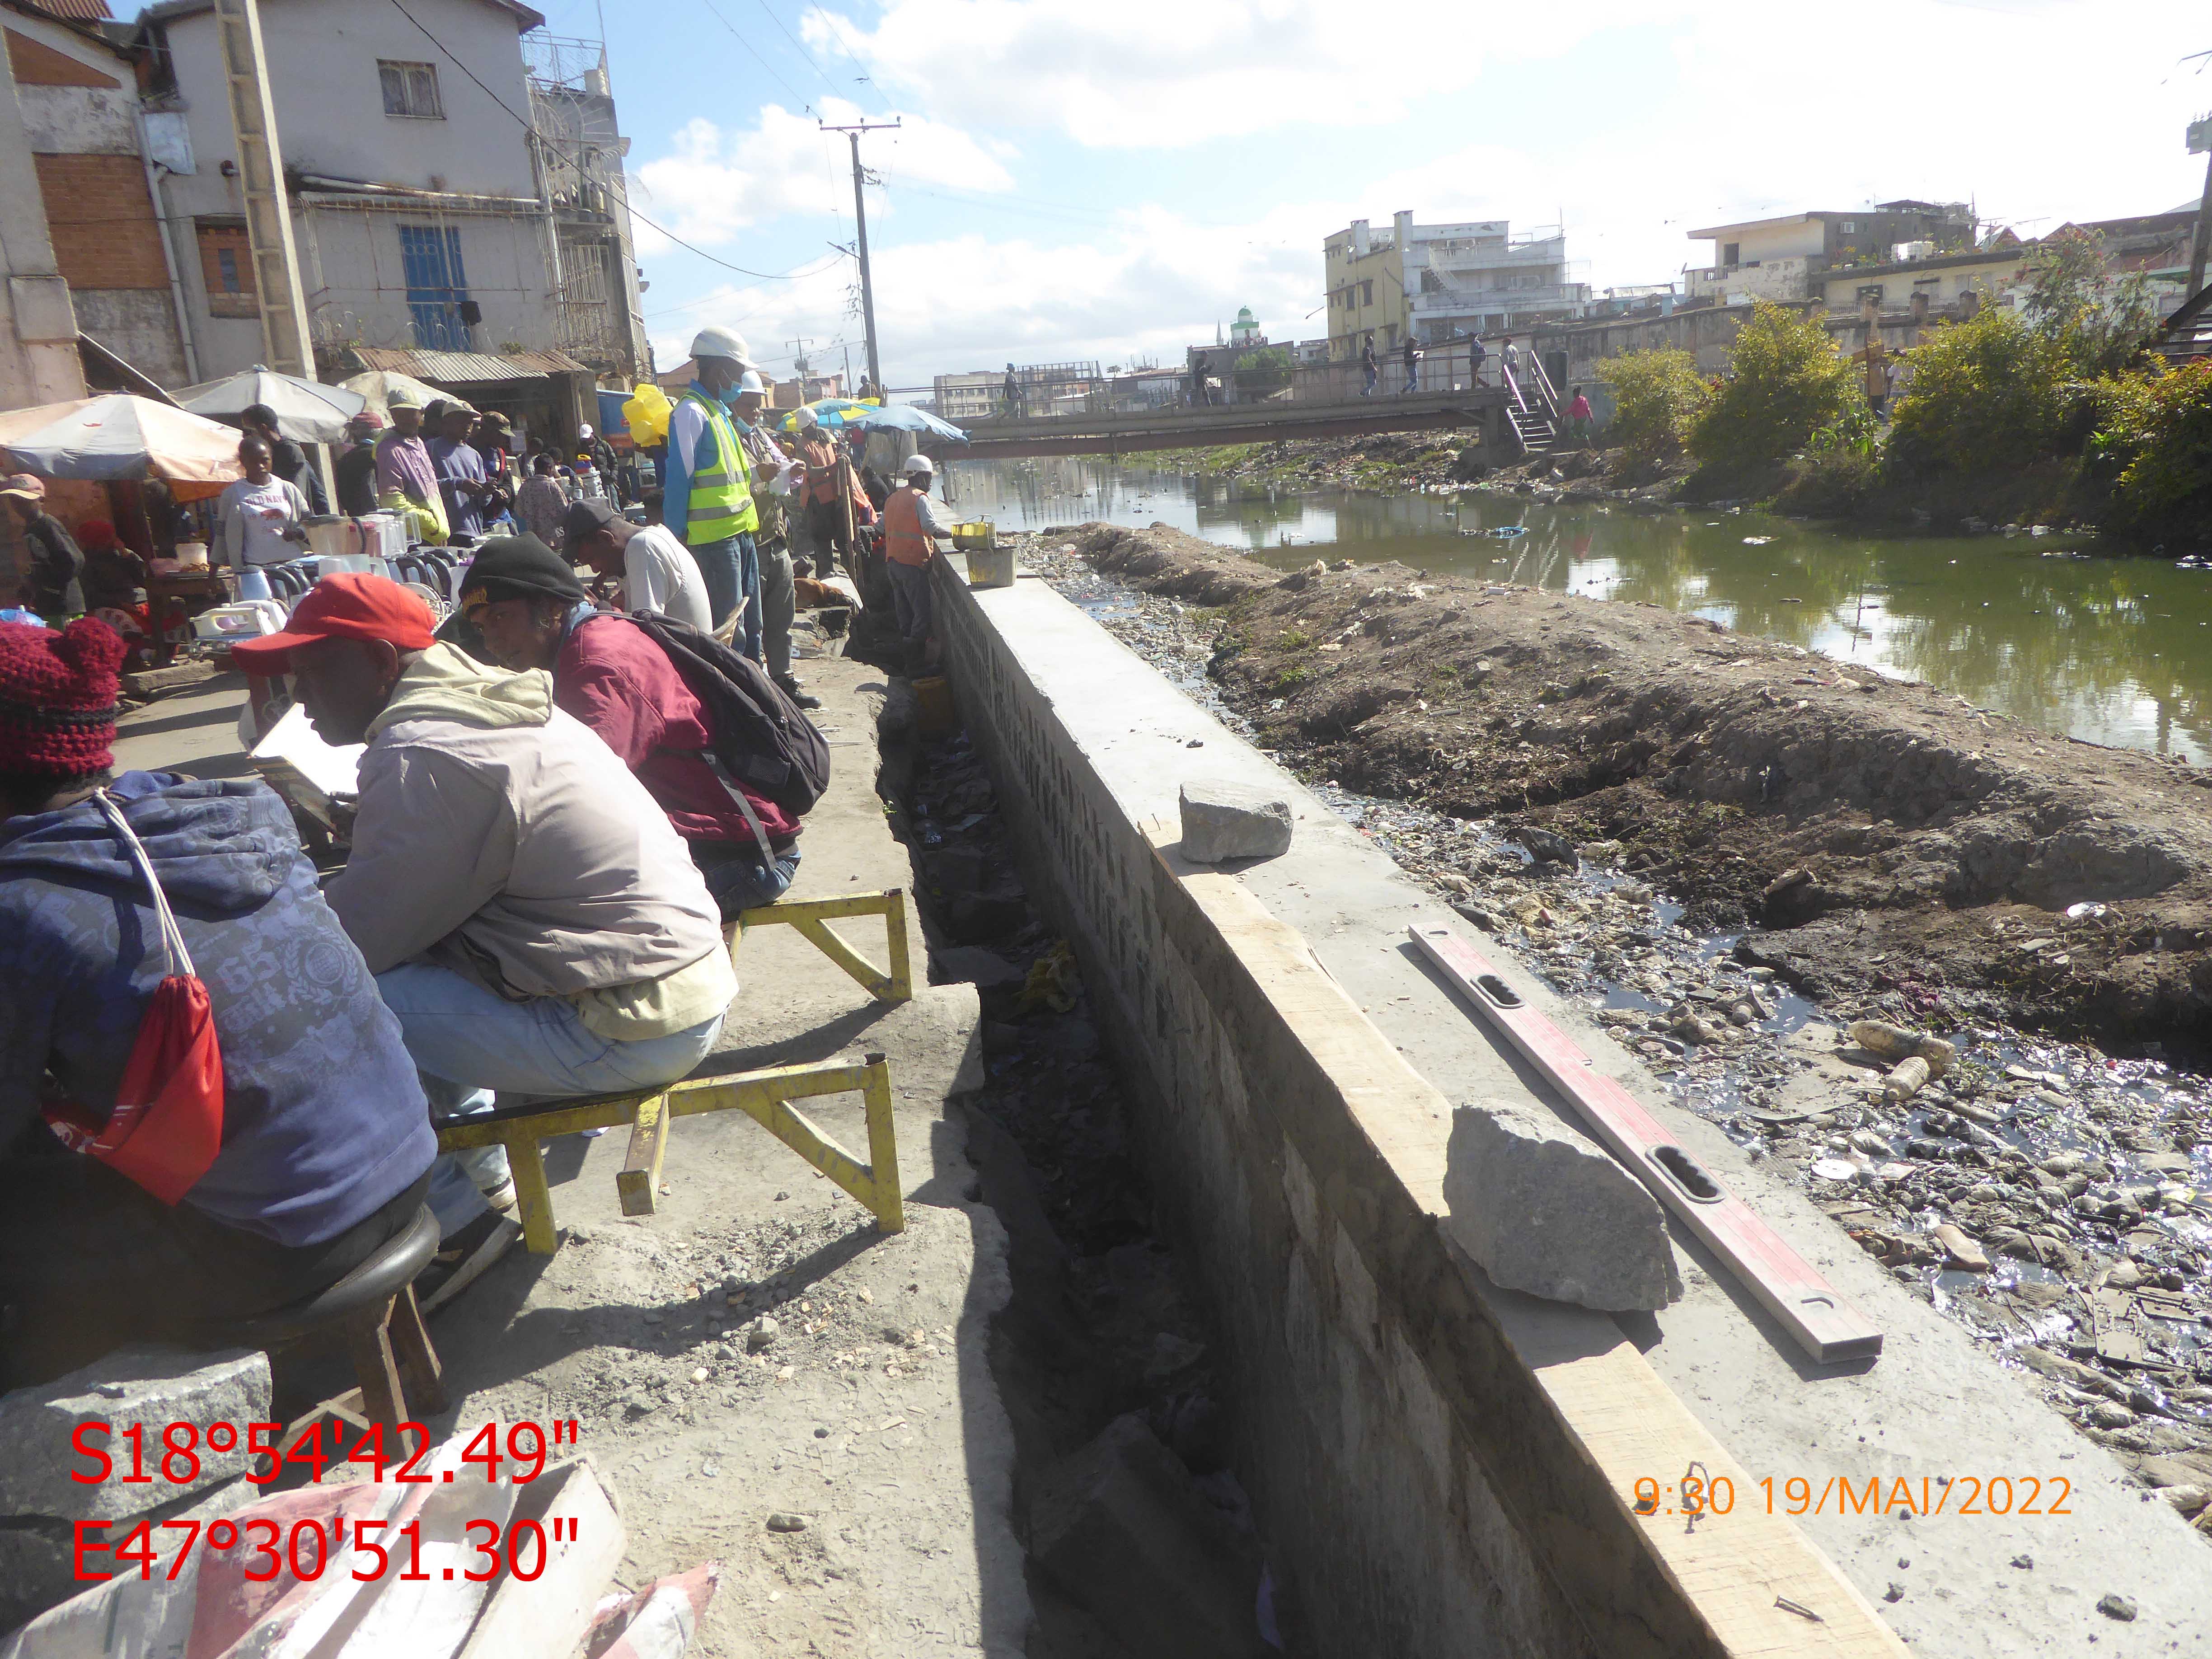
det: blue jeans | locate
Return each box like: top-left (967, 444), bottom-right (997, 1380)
top-left (375, 961), bottom-right (727, 1237)
top-left (689, 532), bottom-right (762, 658)
top-left (695, 844), bottom-right (799, 920)
top-left (1362, 366), bottom-right (1377, 397)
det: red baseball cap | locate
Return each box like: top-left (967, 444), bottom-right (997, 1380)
top-left (229, 572), bottom-right (437, 671)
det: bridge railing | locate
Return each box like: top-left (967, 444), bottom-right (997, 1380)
top-left (920, 354), bottom-right (1501, 425)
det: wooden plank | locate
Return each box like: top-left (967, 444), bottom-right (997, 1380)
top-left (617, 1091), bottom-right (670, 1217)
top-left (1408, 923), bottom-right (1882, 1366)
top-left (861, 1053), bottom-right (904, 1233)
top-left (510, 1134), bottom-right (560, 1256)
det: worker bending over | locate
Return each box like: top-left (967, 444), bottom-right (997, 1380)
top-left (0, 618), bottom-right (435, 1385)
top-left (233, 575), bottom-right (734, 1251)
top-left (464, 537), bottom-right (802, 919)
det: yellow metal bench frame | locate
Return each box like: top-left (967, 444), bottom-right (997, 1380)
top-left (434, 1054), bottom-right (904, 1255)
top-left (735, 887), bottom-right (913, 1003)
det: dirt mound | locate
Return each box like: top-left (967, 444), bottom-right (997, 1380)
top-left (1064, 522), bottom-right (2212, 1050)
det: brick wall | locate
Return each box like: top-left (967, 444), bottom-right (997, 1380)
top-left (32, 152), bottom-right (167, 291)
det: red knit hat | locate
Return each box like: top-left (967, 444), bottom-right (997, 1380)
top-left (0, 617), bottom-right (127, 776)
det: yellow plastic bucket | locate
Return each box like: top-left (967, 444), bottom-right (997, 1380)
top-left (964, 544), bottom-right (1016, 589)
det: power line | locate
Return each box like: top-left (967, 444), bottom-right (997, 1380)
top-left (384, 0), bottom-right (842, 282)
top-left (694, 0), bottom-right (817, 112)
top-left (805, 0), bottom-right (875, 86)
top-left (750, 0), bottom-right (840, 96)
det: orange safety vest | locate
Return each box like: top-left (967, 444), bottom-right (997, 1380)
top-left (797, 436), bottom-right (845, 507)
top-left (884, 486), bottom-right (933, 567)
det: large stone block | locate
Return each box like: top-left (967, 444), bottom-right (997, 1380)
top-left (1029, 1414), bottom-right (1268, 1659)
top-left (0, 1346), bottom-right (269, 1521)
top-left (1178, 782), bottom-right (1293, 865)
top-left (1441, 1097), bottom-right (1682, 1312)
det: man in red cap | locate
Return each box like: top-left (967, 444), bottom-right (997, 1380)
top-left (0, 617), bottom-right (437, 1385)
top-left (232, 574), bottom-right (736, 1244)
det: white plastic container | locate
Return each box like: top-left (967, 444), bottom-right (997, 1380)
top-left (191, 599), bottom-right (287, 641)
top-left (306, 514), bottom-right (405, 571)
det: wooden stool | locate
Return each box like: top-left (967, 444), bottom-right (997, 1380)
top-left (223, 1205), bottom-right (446, 1438)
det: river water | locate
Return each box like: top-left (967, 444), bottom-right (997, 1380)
top-left (941, 455), bottom-right (2212, 764)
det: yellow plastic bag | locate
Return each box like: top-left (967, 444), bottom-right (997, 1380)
top-left (622, 383), bottom-right (673, 448)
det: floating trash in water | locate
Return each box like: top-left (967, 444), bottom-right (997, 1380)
top-left (1488, 525), bottom-right (1528, 539)
top-left (1743, 535), bottom-right (1773, 545)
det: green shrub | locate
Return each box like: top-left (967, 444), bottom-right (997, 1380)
top-left (2101, 360), bottom-right (2212, 548)
top-left (1773, 447), bottom-right (1882, 517)
top-left (1596, 347), bottom-right (1711, 459)
top-left (1689, 302), bottom-right (1858, 467)
top-left (2024, 232), bottom-right (2163, 377)
top-left (1886, 305), bottom-right (2069, 477)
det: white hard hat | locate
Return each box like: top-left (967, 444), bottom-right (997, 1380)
top-left (902, 452), bottom-right (935, 475)
top-left (796, 407), bottom-right (819, 428)
top-left (738, 369), bottom-right (764, 394)
top-left (690, 324), bottom-right (753, 365)
top-left (578, 422), bottom-right (594, 438)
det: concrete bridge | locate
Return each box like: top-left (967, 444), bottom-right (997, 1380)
top-left (950, 385), bottom-right (1518, 459)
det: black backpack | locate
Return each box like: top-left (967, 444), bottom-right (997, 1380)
top-left (603, 612), bottom-right (830, 817)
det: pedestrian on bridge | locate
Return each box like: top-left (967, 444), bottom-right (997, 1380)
top-left (1003, 363), bottom-right (1022, 419)
top-left (1401, 336), bottom-right (1421, 396)
top-left (1466, 330), bottom-right (1487, 388)
top-left (1500, 336), bottom-right (1521, 387)
top-left (1361, 333), bottom-right (1378, 397)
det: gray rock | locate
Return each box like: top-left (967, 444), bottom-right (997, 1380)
top-left (1440, 1097), bottom-right (1682, 1312)
top-left (746, 1316), bottom-right (781, 1353)
top-left (933, 946), bottom-right (1024, 989)
top-left (1029, 1414), bottom-right (1267, 1659)
top-left (765, 1511), bottom-right (808, 1532)
top-left (2096, 1593), bottom-right (2137, 1622)
top-left (1178, 782), bottom-right (1293, 864)
top-left (0, 1347), bottom-right (268, 1521)
top-left (1509, 825), bottom-right (1579, 868)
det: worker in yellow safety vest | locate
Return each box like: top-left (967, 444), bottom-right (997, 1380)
top-left (882, 452), bottom-right (953, 670)
top-left (664, 324), bottom-right (761, 652)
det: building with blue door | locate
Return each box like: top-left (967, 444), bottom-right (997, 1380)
top-left (132, 0), bottom-right (647, 438)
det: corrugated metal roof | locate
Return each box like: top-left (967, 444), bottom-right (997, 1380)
top-left (13, 1), bottom-right (113, 19)
top-left (347, 346), bottom-right (592, 385)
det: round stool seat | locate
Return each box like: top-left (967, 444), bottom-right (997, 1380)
top-left (225, 1204), bottom-right (440, 1344)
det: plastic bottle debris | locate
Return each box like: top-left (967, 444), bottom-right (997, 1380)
top-left (1884, 1056), bottom-right (1931, 1101)
top-left (1848, 1020), bottom-right (1955, 1077)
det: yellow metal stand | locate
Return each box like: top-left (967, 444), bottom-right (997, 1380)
top-left (736, 887), bottom-right (912, 1003)
top-left (434, 1054), bottom-right (904, 1255)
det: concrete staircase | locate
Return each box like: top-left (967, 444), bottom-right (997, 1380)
top-left (1506, 404), bottom-right (1557, 456)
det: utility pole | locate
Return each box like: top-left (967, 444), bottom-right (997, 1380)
top-left (213, 0), bottom-right (313, 377)
top-left (820, 118), bottom-right (899, 395)
top-left (2187, 114), bottom-right (2212, 300)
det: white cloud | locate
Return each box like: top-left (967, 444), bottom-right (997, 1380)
top-left (649, 201), bottom-right (1328, 387)
top-left (629, 96), bottom-right (1014, 248)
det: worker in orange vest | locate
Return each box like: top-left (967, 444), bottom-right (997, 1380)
top-left (881, 452), bottom-right (953, 670)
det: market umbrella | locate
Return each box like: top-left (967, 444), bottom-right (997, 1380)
top-left (176, 365), bottom-right (366, 444)
top-left (337, 368), bottom-right (453, 425)
top-left (0, 394), bottom-right (246, 484)
top-left (773, 397), bottom-right (874, 435)
top-left (842, 402), bottom-right (969, 443)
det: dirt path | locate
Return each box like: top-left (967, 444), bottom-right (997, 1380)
top-left (1067, 520), bottom-right (2212, 1054)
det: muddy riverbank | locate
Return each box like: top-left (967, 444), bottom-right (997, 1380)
top-left (1058, 519), bottom-right (2212, 1053)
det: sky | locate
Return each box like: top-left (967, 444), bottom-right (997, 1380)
top-left (525, 0), bottom-right (2212, 392)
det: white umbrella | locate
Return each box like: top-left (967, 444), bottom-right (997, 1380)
top-left (176, 365), bottom-right (367, 444)
top-left (337, 369), bottom-right (455, 426)
top-left (0, 394), bottom-right (245, 483)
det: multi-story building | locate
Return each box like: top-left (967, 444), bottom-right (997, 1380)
top-left (1325, 211), bottom-right (1590, 359)
top-left (934, 360), bottom-right (1104, 419)
top-left (134, 0), bottom-right (647, 435)
top-left (1687, 200), bottom-right (1976, 301)
top-left (0, 0), bottom-right (191, 394)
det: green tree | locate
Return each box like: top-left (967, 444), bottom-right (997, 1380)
top-left (1597, 347), bottom-right (1712, 459)
top-left (1232, 347), bottom-right (1294, 398)
top-left (1887, 304), bottom-right (2069, 476)
top-left (2100, 359), bottom-right (2212, 548)
top-left (2024, 230), bottom-right (2162, 377)
top-left (1689, 301), bottom-right (1858, 467)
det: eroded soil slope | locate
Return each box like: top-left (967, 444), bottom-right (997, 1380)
top-left (1073, 521), bottom-right (2212, 1050)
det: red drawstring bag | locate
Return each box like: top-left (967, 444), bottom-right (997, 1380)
top-left (41, 791), bottom-right (225, 1204)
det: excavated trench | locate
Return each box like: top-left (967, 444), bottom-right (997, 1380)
top-left (873, 683), bottom-right (1289, 1657)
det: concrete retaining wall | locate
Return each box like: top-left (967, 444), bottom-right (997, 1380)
top-left (929, 558), bottom-right (1912, 1658)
